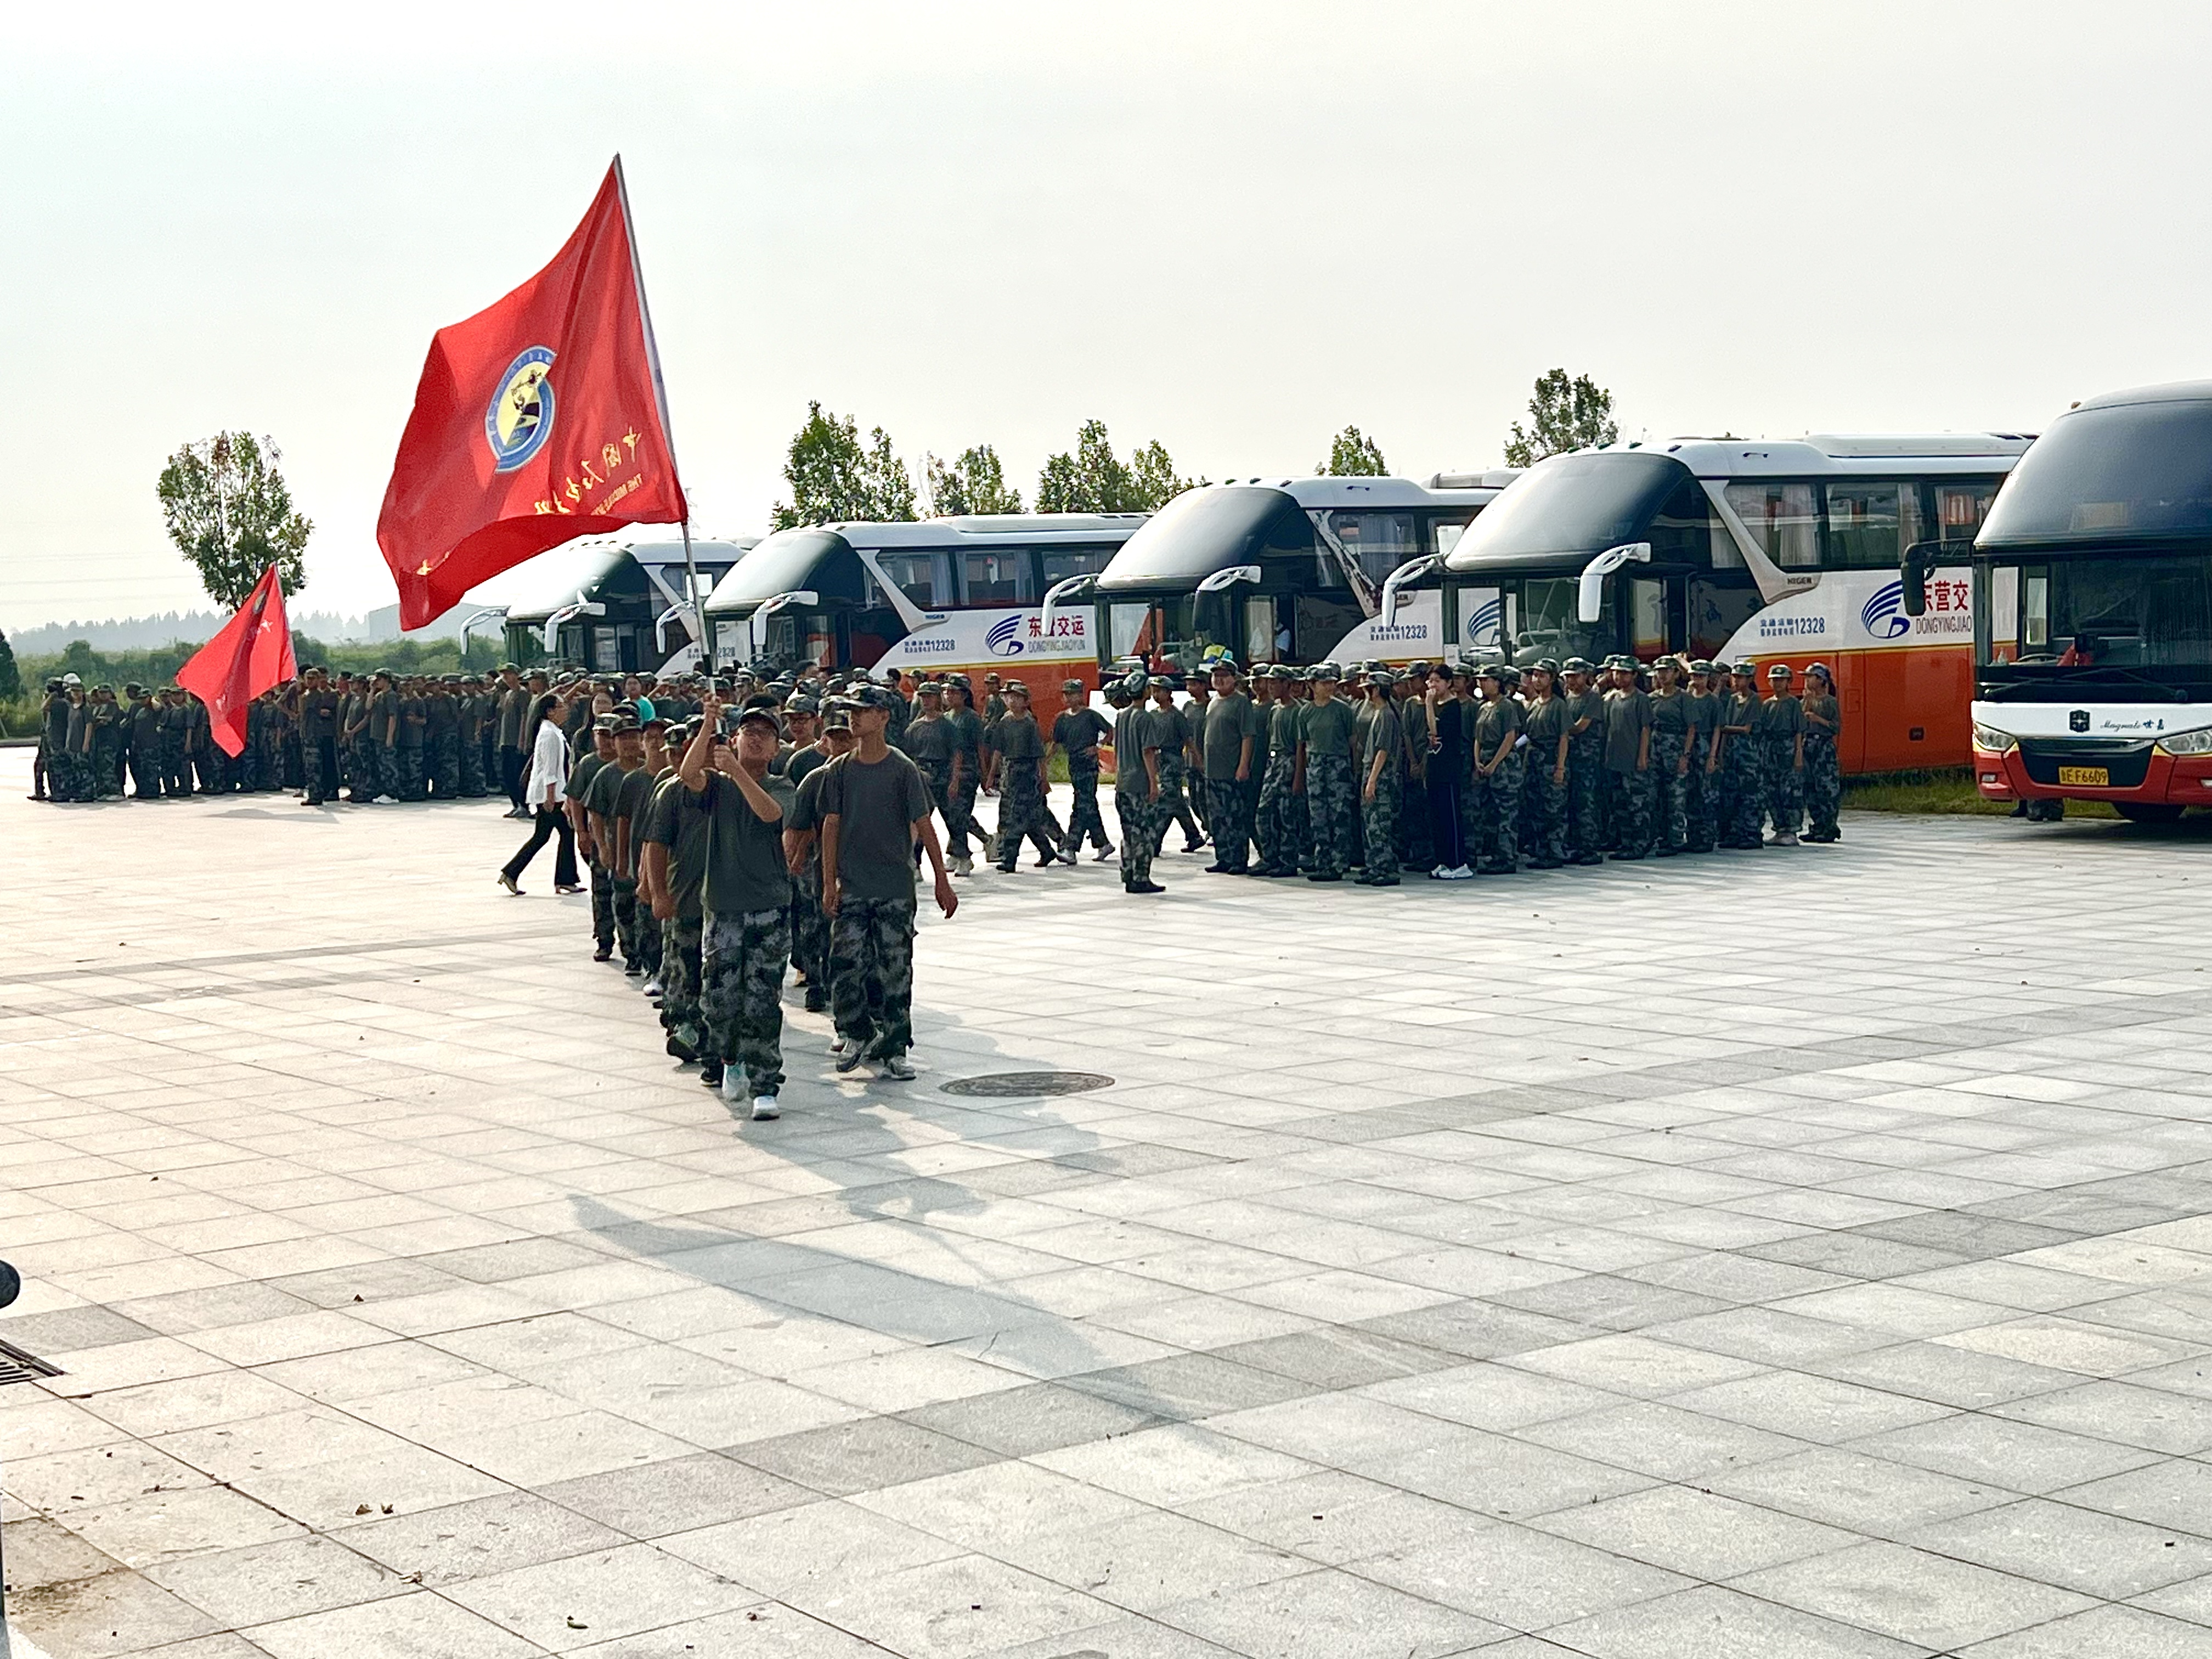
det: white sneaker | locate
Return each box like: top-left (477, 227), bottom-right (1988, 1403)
top-left (1447, 865), bottom-right (1475, 881)
top-left (880, 1052), bottom-right (916, 1081)
top-left (952, 855), bottom-right (973, 877)
top-left (1772, 831), bottom-right (1801, 847)
top-left (720, 1069), bottom-right (744, 1103)
top-left (374, 794), bottom-right (398, 805)
top-left (829, 1036), bottom-right (845, 1056)
top-left (751, 1094), bottom-right (780, 1121)
top-left (1059, 849), bottom-right (1077, 866)
top-left (643, 978), bottom-right (663, 997)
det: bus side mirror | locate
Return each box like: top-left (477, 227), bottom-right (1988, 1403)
top-left (1900, 543), bottom-right (1933, 617)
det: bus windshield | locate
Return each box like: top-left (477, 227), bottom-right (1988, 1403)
top-left (1980, 398), bottom-right (2212, 545)
top-left (1098, 486), bottom-right (1299, 589)
top-left (1450, 452), bottom-right (1695, 564)
top-left (1991, 551), bottom-right (2212, 669)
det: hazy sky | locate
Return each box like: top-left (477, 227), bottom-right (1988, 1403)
top-left (6, 0), bottom-right (2209, 630)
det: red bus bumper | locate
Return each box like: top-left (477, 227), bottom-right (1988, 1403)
top-left (1974, 744), bottom-right (2212, 805)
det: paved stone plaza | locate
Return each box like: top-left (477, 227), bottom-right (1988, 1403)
top-left (5, 752), bottom-right (2212, 1658)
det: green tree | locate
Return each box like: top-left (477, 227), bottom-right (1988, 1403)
top-left (1036, 420), bottom-right (1194, 513)
top-left (1503, 370), bottom-right (1620, 468)
top-left (769, 403), bottom-right (917, 529)
top-left (1316, 425), bottom-right (1388, 476)
top-left (923, 445), bottom-right (1024, 517)
top-left (0, 629), bottom-right (19, 700)
top-left (156, 432), bottom-right (313, 611)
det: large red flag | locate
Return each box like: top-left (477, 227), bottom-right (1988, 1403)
top-left (176, 565), bottom-right (296, 758)
top-left (376, 157), bottom-right (687, 629)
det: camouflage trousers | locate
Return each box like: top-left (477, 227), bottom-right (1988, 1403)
top-left (394, 744), bottom-right (426, 801)
top-left (613, 877), bottom-right (653, 970)
top-left (1654, 731), bottom-right (1690, 852)
top-left (428, 731), bottom-right (461, 799)
top-left (1685, 753), bottom-right (1717, 852)
top-left (1254, 753), bottom-right (1298, 872)
top-left (1360, 777), bottom-right (1400, 880)
top-left (128, 747), bottom-right (163, 799)
top-left (1763, 737), bottom-right (1803, 836)
top-left (828, 895), bottom-right (916, 1059)
top-left (1567, 740), bottom-right (1604, 860)
top-left (1523, 759), bottom-right (1568, 864)
top-left (588, 859), bottom-right (616, 949)
top-left (161, 735), bottom-right (191, 795)
top-left (1804, 733), bottom-right (1841, 838)
top-left (1207, 775), bottom-right (1256, 870)
top-left (1722, 743), bottom-right (1764, 848)
top-left (356, 738), bottom-right (389, 798)
top-left (1305, 754), bottom-right (1355, 878)
top-left (661, 915), bottom-right (704, 1051)
top-left (790, 865), bottom-right (830, 994)
top-left (702, 905), bottom-right (790, 1091)
top-left (1115, 785), bottom-right (1156, 886)
top-left (944, 770), bottom-right (980, 859)
top-left (1066, 763), bottom-right (1110, 851)
top-left (1606, 766), bottom-right (1655, 857)
top-left (1473, 753), bottom-right (1523, 871)
top-left (1151, 761), bottom-right (1203, 853)
top-left (1190, 774), bottom-right (1212, 840)
top-left (458, 735), bottom-right (487, 798)
top-left (997, 764), bottom-right (1059, 867)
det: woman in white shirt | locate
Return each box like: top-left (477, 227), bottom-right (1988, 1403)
top-left (498, 692), bottom-right (582, 895)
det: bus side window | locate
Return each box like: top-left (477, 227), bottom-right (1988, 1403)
top-left (1328, 511), bottom-right (1419, 588)
top-left (962, 550), bottom-right (1032, 605)
top-left (1725, 481), bottom-right (1820, 568)
top-left (2022, 569), bottom-right (2050, 652)
top-left (1040, 546), bottom-right (1110, 588)
top-left (1937, 481), bottom-right (2000, 545)
top-left (1824, 483), bottom-right (1903, 568)
top-left (1631, 579), bottom-right (1668, 654)
top-left (874, 551), bottom-right (951, 608)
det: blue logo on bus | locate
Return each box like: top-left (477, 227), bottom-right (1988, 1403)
top-left (1860, 581), bottom-right (1912, 640)
top-left (1465, 597), bottom-right (1502, 648)
top-left (985, 614), bottom-right (1026, 657)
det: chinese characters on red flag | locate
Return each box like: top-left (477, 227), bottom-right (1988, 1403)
top-left (375, 158), bottom-right (686, 629)
top-left (176, 565), bottom-right (297, 757)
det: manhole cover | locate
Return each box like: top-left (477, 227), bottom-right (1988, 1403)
top-left (940, 1071), bottom-right (1115, 1098)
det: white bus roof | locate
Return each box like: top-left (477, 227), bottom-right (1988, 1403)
top-left (495, 533), bottom-right (757, 624)
top-left (822, 513), bottom-right (1146, 548)
top-left (1627, 434), bottom-right (2033, 476)
top-left (1193, 474), bottom-right (1519, 507)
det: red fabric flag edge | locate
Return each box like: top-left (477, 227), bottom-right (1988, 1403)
top-left (176, 565), bottom-right (296, 757)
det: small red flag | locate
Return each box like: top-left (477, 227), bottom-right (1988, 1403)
top-left (176, 564), bottom-right (296, 758)
top-left (376, 157), bottom-right (687, 630)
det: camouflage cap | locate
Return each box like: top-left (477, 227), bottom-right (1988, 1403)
top-left (1182, 669), bottom-right (1208, 684)
top-left (736, 703), bottom-right (780, 730)
top-left (1475, 662), bottom-right (1504, 681)
top-left (1120, 670), bottom-right (1149, 699)
top-left (1312, 662), bottom-right (1341, 681)
top-left (1561, 656), bottom-right (1595, 673)
top-left (786, 696), bottom-right (820, 716)
top-left (1404, 661), bottom-right (1434, 675)
top-left (1806, 661), bottom-right (1833, 680)
top-left (1266, 663), bottom-right (1297, 679)
top-left (498, 661), bottom-right (520, 673)
top-left (123, 682), bottom-right (142, 696)
top-left (1767, 663), bottom-right (1793, 678)
top-left (1729, 661), bottom-right (1758, 676)
top-left (1002, 680), bottom-right (1031, 698)
top-left (1061, 678), bottom-right (1086, 692)
top-left (820, 704), bottom-right (854, 731)
top-left (1147, 675), bottom-right (1178, 692)
top-left (1688, 659), bottom-right (1717, 674)
top-left (1365, 670), bottom-right (1395, 688)
top-left (1531, 658), bottom-right (1560, 676)
top-left (849, 684), bottom-right (897, 710)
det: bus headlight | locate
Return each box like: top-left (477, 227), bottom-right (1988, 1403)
top-left (2154, 726), bottom-right (2212, 757)
top-left (1972, 723), bottom-right (2016, 754)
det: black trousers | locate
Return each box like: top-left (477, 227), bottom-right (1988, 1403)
top-left (1429, 776), bottom-right (1467, 870)
top-left (503, 805), bottom-right (578, 888)
top-left (500, 747), bottom-right (527, 810)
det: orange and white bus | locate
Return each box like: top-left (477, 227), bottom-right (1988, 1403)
top-left (1428, 435), bottom-right (2030, 772)
top-left (699, 514), bottom-right (1146, 684)
top-left (1965, 381), bottom-right (2212, 822)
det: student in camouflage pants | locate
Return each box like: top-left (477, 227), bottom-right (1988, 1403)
top-left (1801, 662), bottom-right (1843, 842)
top-left (1354, 671), bottom-right (1402, 886)
top-left (1299, 665), bottom-right (1357, 881)
top-left (991, 684), bottom-right (1060, 871)
top-left (1471, 664), bottom-right (1525, 874)
top-left (1651, 658), bottom-right (1692, 857)
top-left (1111, 679), bottom-right (1163, 893)
top-left (702, 907), bottom-right (791, 1099)
top-left (1720, 663), bottom-right (1765, 849)
top-left (1760, 664), bottom-right (1805, 845)
top-left (1520, 662), bottom-right (1571, 868)
top-left (1146, 682), bottom-right (1204, 854)
top-left (1685, 662), bottom-right (1721, 853)
top-left (1254, 668), bottom-right (1301, 876)
top-left (1562, 662), bottom-right (1606, 865)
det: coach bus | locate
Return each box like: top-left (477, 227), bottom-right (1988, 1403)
top-left (1071, 473), bottom-right (1519, 676)
top-left (493, 533), bottom-right (755, 675)
top-left (1427, 435), bottom-right (2030, 772)
top-left (1962, 381), bottom-right (2212, 822)
top-left (699, 514), bottom-right (1146, 684)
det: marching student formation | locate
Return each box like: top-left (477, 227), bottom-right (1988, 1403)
top-left (30, 651), bottom-right (1841, 1113)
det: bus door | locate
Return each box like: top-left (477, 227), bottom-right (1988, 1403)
top-left (1630, 577), bottom-right (1672, 661)
top-left (1240, 593), bottom-right (1285, 664)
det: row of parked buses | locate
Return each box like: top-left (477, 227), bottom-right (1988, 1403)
top-left (470, 385), bottom-right (2208, 799)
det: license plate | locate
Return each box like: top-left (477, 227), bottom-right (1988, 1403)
top-left (2057, 765), bottom-right (2109, 786)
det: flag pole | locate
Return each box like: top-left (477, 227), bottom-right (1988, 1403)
top-left (611, 154), bottom-right (709, 673)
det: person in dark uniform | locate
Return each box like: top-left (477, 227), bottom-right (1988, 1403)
top-left (988, 681), bottom-right (1060, 871)
top-left (298, 667), bottom-right (340, 805)
top-left (1146, 678), bottom-right (1203, 855)
top-left (1470, 664), bottom-right (1523, 874)
top-left (1298, 664), bottom-right (1357, 882)
top-left (1353, 669), bottom-right (1403, 886)
top-left (1601, 654), bottom-right (1654, 860)
top-left (1051, 679), bottom-right (1115, 862)
top-left (1802, 662), bottom-right (1843, 842)
top-left (1198, 661), bottom-right (1260, 874)
top-left (495, 663), bottom-right (531, 816)
top-left (1111, 673), bottom-right (1165, 894)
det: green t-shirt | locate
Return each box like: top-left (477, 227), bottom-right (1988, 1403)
top-left (1053, 708), bottom-right (1111, 768)
top-left (1353, 702), bottom-right (1402, 772)
top-left (1148, 704), bottom-right (1189, 774)
top-left (612, 766), bottom-right (656, 879)
top-left (950, 708), bottom-right (984, 765)
top-left (989, 713), bottom-right (1046, 765)
top-left (1651, 688), bottom-right (1691, 735)
top-left (642, 774), bottom-right (710, 922)
top-left (1804, 692), bottom-right (1840, 737)
top-left (1760, 693), bottom-right (1804, 738)
top-left (1523, 694), bottom-right (1570, 753)
top-left (697, 769), bottom-right (793, 917)
top-left (1565, 687), bottom-right (1606, 744)
top-left (1471, 695), bottom-right (1522, 759)
top-left (786, 744), bottom-right (829, 786)
top-left (820, 749), bottom-right (933, 904)
top-left (902, 714), bottom-right (953, 767)
top-left (1602, 689), bottom-right (1652, 774)
top-left (1301, 698), bottom-right (1356, 759)
top-left (1269, 699), bottom-right (1303, 758)
top-left (1202, 693), bottom-right (1261, 780)
top-left (567, 752), bottom-right (606, 804)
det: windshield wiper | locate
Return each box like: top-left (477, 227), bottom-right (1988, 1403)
top-left (1984, 663), bottom-right (2194, 703)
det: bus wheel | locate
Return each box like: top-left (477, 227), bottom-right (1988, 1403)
top-left (2114, 803), bottom-right (2187, 825)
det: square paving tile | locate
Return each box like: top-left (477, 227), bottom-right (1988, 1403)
top-left (1731, 1539), bottom-right (2096, 1650)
